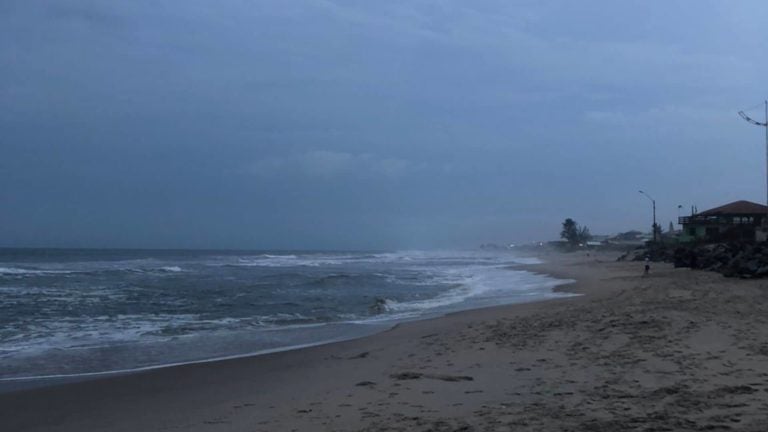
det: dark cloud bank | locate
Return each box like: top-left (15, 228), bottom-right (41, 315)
top-left (2, 1), bottom-right (767, 249)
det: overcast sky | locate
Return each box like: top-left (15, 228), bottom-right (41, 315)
top-left (2, 1), bottom-right (768, 250)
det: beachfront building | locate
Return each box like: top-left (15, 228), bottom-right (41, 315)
top-left (678, 200), bottom-right (768, 243)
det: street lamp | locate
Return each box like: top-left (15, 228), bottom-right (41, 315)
top-left (738, 101), bottom-right (768, 234)
top-left (639, 190), bottom-right (657, 242)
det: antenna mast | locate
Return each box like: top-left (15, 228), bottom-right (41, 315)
top-left (738, 101), bottom-right (768, 236)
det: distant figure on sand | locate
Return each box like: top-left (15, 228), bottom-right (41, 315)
top-left (644, 257), bottom-right (650, 275)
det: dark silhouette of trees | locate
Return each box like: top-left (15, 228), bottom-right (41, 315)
top-left (561, 218), bottom-right (592, 245)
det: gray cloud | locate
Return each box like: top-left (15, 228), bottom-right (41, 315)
top-left (2, 0), bottom-right (768, 249)
top-left (250, 151), bottom-right (421, 180)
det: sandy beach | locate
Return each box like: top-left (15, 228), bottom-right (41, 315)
top-left (3, 250), bottom-right (768, 431)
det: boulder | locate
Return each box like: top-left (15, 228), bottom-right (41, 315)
top-left (631, 241), bottom-right (768, 278)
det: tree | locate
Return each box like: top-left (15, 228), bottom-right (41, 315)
top-left (561, 218), bottom-right (592, 245)
top-left (578, 225), bottom-right (592, 243)
top-left (561, 218), bottom-right (578, 244)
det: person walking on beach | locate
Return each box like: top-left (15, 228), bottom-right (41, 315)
top-left (644, 257), bottom-right (650, 275)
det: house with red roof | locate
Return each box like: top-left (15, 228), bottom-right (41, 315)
top-left (678, 200), bottom-right (768, 242)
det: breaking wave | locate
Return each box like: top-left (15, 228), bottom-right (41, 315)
top-left (0, 248), bottom-right (571, 380)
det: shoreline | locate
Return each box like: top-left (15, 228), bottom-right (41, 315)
top-left (0, 251), bottom-right (612, 431)
top-left (0, 257), bottom-right (572, 392)
top-left (5, 250), bottom-right (768, 431)
top-left (0, 337), bottom-right (356, 393)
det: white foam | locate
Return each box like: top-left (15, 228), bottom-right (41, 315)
top-left (508, 257), bottom-right (543, 265)
top-left (159, 266), bottom-right (183, 272)
top-left (230, 255), bottom-right (346, 267)
top-left (0, 314), bottom-right (199, 356)
top-left (219, 249), bottom-right (539, 269)
top-left (0, 311), bottom-right (330, 359)
top-left (349, 263), bottom-right (575, 326)
top-left (0, 249), bottom-right (570, 380)
top-left (255, 312), bottom-right (314, 325)
top-left (0, 260), bottom-right (189, 276)
top-left (0, 267), bottom-right (75, 276)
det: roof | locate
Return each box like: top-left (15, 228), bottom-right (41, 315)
top-left (698, 200), bottom-right (768, 216)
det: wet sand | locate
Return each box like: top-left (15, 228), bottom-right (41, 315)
top-left (3, 251), bottom-right (768, 431)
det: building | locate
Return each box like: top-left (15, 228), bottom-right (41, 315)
top-left (678, 200), bottom-right (768, 242)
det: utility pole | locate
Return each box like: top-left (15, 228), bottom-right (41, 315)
top-left (738, 101), bottom-right (768, 236)
top-left (639, 190), bottom-right (657, 242)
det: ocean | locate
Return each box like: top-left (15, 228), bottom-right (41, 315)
top-left (0, 248), bottom-right (572, 382)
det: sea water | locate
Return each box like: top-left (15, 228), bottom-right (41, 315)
top-left (0, 248), bottom-right (573, 381)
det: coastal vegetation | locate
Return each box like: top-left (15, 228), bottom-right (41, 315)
top-left (560, 218), bottom-right (592, 246)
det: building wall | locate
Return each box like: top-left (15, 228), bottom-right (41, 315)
top-left (680, 223), bottom-right (758, 242)
top-left (680, 225), bottom-right (706, 241)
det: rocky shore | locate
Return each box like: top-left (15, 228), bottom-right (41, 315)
top-left (620, 242), bottom-right (768, 278)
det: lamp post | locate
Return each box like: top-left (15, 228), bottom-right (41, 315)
top-left (738, 101), bottom-right (768, 235)
top-left (639, 190), bottom-right (657, 242)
